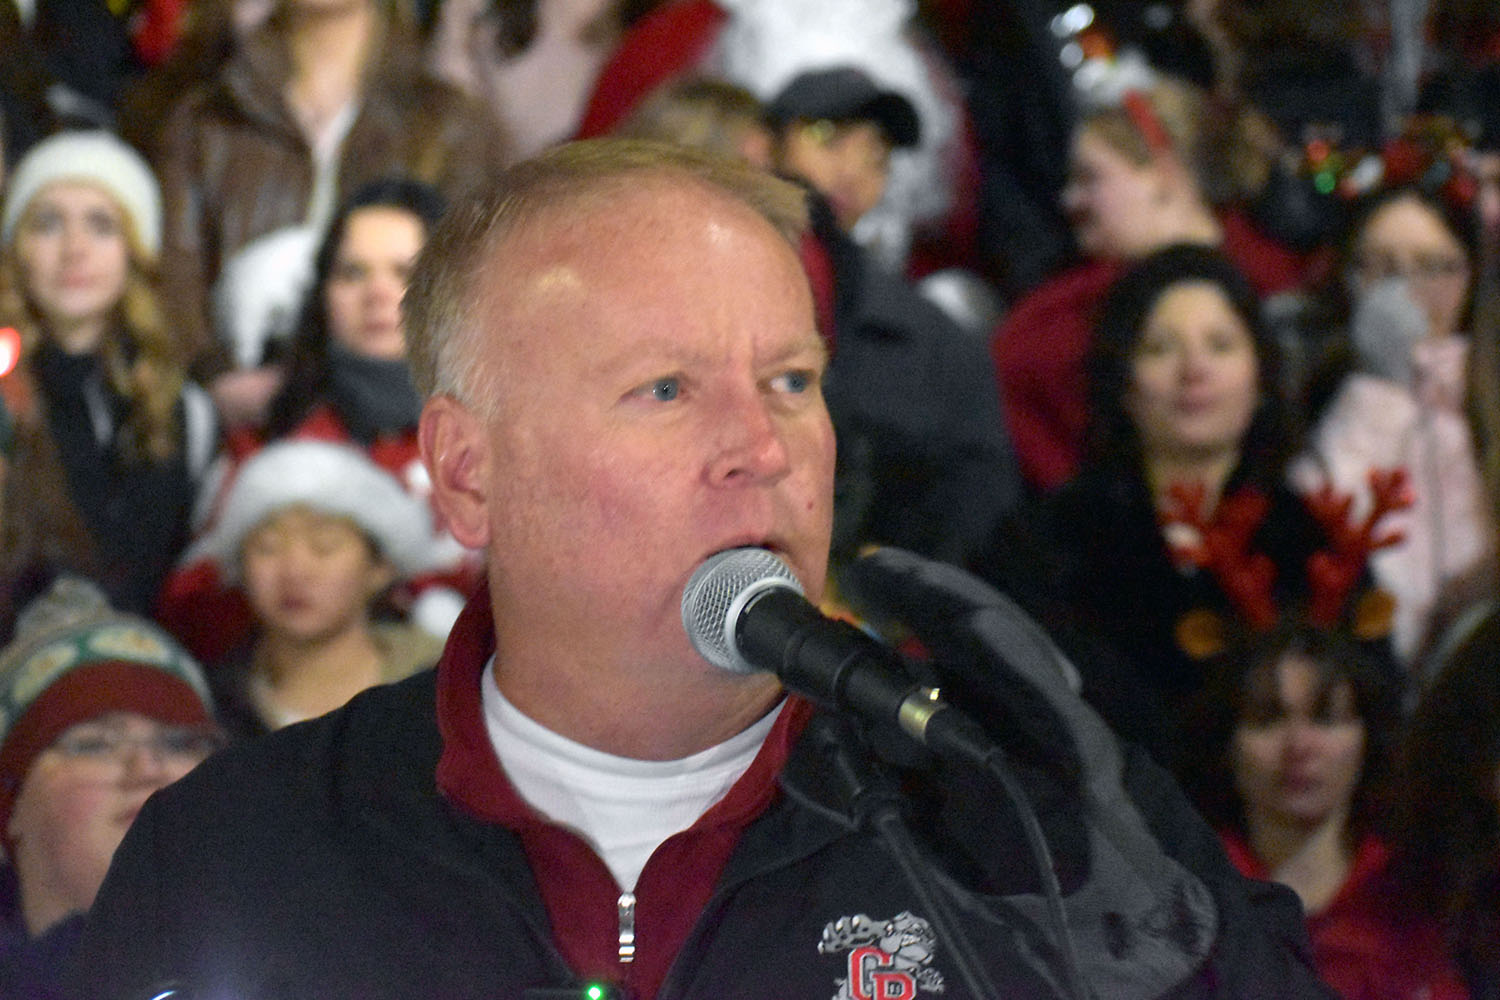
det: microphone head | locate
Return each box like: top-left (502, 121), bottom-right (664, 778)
top-left (682, 547), bottom-right (804, 674)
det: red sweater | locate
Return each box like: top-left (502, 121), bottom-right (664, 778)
top-left (1221, 833), bottom-right (1470, 1000)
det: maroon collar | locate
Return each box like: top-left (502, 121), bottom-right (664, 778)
top-left (433, 588), bottom-right (813, 998)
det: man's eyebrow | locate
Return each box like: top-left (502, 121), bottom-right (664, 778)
top-left (769, 333), bottom-right (830, 369)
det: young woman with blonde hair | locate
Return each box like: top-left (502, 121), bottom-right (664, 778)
top-left (0, 130), bottom-right (217, 619)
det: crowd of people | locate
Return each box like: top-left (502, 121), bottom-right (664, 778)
top-left (0, 1), bottom-right (1496, 999)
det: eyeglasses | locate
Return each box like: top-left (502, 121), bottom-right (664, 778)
top-left (1354, 253), bottom-right (1469, 284)
top-left (50, 726), bottom-right (226, 765)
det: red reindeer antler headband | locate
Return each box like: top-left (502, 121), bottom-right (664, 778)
top-left (1161, 469), bottom-right (1412, 656)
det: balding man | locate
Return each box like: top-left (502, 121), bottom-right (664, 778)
top-left (72, 140), bottom-right (1332, 1000)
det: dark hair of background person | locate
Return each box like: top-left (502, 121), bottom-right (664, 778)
top-left (1083, 243), bottom-right (1294, 484)
top-left (1179, 623), bottom-right (1403, 848)
top-left (1386, 607), bottom-right (1500, 987)
top-left (262, 177), bottom-right (447, 441)
top-left (1207, 0), bottom-right (1372, 127)
top-left (1215, 0), bottom-right (1364, 62)
top-left (1426, 0), bottom-right (1500, 60)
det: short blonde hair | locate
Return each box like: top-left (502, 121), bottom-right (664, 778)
top-left (404, 138), bottom-right (810, 410)
top-left (616, 77), bottom-right (769, 161)
top-left (1080, 75), bottom-right (1270, 206)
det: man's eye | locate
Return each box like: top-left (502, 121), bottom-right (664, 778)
top-left (647, 378), bottom-right (680, 401)
top-left (771, 370), bottom-right (813, 394)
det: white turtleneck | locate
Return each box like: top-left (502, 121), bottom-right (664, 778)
top-left (480, 661), bottom-right (781, 891)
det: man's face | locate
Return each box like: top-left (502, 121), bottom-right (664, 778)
top-left (440, 178), bottom-right (835, 685)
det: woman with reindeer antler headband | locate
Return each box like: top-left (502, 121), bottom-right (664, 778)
top-left (973, 243), bottom-right (1403, 780)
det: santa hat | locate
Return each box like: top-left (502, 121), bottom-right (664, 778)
top-left (184, 439), bottom-right (446, 583)
top-left (0, 577), bottom-right (215, 828)
top-left (1, 130), bottom-right (163, 259)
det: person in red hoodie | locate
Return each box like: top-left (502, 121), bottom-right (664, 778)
top-left (1182, 621), bottom-right (1469, 1000)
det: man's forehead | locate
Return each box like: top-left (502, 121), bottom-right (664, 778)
top-left (512, 173), bottom-right (774, 248)
top-left (483, 181), bottom-right (795, 299)
top-left (466, 184), bottom-right (811, 378)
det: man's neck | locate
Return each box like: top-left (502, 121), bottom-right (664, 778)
top-left (489, 658), bottom-right (783, 761)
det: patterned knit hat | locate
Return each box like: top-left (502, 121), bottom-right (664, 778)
top-left (0, 577), bottom-right (215, 827)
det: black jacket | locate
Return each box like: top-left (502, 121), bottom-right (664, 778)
top-left (970, 460), bottom-right (1400, 776)
top-left (814, 197), bottom-right (1020, 569)
top-left (71, 612), bottom-right (1332, 1000)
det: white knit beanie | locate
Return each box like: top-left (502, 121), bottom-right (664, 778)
top-left (1, 130), bottom-right (163, 259)
top-left (182, 440), bottom-right (447, 582)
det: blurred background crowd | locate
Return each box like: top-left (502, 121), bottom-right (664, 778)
top-left (0, 1), bottom-right (1496, 998)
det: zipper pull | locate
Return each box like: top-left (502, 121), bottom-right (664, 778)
top-left (617, 892), bottom-right (636, 964)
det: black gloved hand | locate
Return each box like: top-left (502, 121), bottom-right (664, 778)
top-left (838, 548), bottom-right (1221, 998)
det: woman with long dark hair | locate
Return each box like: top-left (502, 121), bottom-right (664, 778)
top-left (260, 176), bottom-right (446, 450)
top-left (1181, 624), bottom-right (1465, 1000)
top-left (159, 177), bottom-right (475, 664)
top-left (975, 244), bottom-right (1338, 775)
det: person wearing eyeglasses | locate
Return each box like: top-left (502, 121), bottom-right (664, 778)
top-left (0, 576), bottom-right (221, 998)
top-left (1292, 184), bottom-right (1494, 671)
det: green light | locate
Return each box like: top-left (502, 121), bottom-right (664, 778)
top-left (1314, 171), bottom-right (1337, 195)
top-left (585, 986), bottom-right (606, 1000)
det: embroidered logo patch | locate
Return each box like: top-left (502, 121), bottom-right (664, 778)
top-left (818, 911), bottom-right (945, 999)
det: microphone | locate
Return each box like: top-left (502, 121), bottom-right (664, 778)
top-left (681, 548), bottom-right (995, 763)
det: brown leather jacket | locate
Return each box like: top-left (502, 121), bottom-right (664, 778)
top-left (153, 25), bottom-right (510, 378)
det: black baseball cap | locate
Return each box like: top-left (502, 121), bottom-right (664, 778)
top-left (766, 67), bottom-right (921, 148)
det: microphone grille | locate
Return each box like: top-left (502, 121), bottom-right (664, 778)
top-left (681, 547), bottom-right (803, 674)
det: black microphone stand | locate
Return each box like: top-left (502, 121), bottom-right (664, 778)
top-left (798, 715), bottom-right (1004, 1000)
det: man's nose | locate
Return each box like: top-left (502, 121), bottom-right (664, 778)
top-left (707, 389), bottom-right (791, 486)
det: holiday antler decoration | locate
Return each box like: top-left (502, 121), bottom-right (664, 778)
top-left (1303, 467), bottom-right (1412, 628)
top-left (1162, 469), bottom-right (1411, 657)
top-left (1160, 483), bottom-right (1278, 630)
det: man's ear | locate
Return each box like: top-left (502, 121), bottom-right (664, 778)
top-left (419, 395), bottom-right (491, 550)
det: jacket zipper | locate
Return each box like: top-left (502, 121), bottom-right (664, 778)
top-left (618, 892), bottom-right (637, 964)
